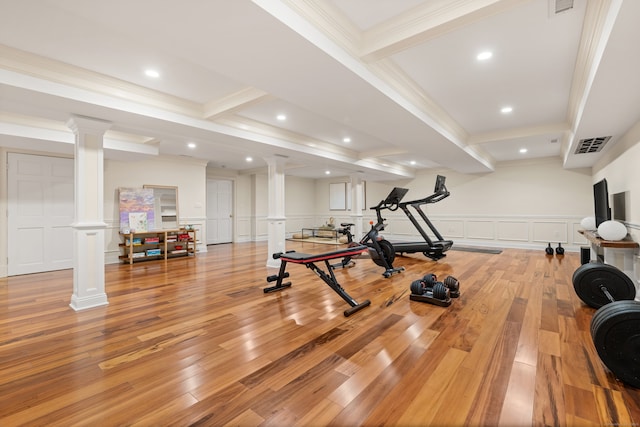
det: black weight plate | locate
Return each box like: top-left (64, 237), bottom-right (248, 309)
top-left (371, 239), bottom-right (396, 268)
top-left (432, 282), bottom-right (448, 300)
top-left (444, 276), bottom-right (459, 292)
top-left (572, 262), bottom-right (636, 308)
top-left (590, 300), bottom-right (640, 388)
top-left (410, 280), bottom-right (425, 295)
top-left (423, 273), bottom-right (437, 287)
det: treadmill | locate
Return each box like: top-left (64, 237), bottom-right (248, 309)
top-left (374, 175), bottom-right (453, 260)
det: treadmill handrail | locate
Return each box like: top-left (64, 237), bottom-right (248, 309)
top-left (400, 187), bottom-right (449, 207)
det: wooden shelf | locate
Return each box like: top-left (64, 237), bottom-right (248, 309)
top-left (578, 229), bottom-right (638, 249)
top-left (119, 228), bottom-right (196, 264)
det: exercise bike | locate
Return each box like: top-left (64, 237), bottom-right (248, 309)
top-left (383, 175), bottom-right (453, 260)
top-left (331, 207), bottom-right (405, 279)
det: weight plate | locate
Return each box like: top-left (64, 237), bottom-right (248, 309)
top-left (590, 300), bottom-right (640, 388)
top-left (572, 262), bottom-right (636, 308)
top-left (444, 276), bottom-right (459, 292)
top-left (410, 279), bottom-right (425, 295)
top-left (432, 282), bottom-right (448, 300)
top-left (423, 273), bottom-right (437, 287)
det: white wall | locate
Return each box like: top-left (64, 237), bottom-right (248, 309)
top-left (311, 157), bottom-right (593, 251)
top-left (593, 120), bottom-right (640, 241)
top-left (104, 155), bottom-right (208, 263)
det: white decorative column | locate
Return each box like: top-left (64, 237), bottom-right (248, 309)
top-left (265, 156), bottom-right (287, 268)
top-left (350, 173), bottom-right (365, 240)
top-left (66, 116), bottom-right (111, 311)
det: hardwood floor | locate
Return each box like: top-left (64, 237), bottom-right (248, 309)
top-left (1, 241), bottom-right (639, 426)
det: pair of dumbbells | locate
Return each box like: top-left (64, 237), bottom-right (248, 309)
top-left (410, 273), bottom-right (461, 300)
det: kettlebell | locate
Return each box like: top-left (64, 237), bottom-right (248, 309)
top-left (545, 243), bottom-right (554, 255)
top-left (555, 243), bottom-right (565, 255)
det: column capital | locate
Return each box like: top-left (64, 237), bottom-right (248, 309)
top-left (66, 115), bottom-right (111, 135)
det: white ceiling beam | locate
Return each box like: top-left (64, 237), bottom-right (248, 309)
top-left (203, 87), bottom-right (271, 119)
top-left (360, 0), bottom-right (532, 62)
top-left (468, 123), bottom-right (569, 145)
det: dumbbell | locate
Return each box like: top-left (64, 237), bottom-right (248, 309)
top-left (412, 273), bottom-right (460, 299)
top-left (425, 273), bottom-right (460, 298)
top-left (410, 279), bottom-right (449, 301)
top-left (443, 275), bottom-right (461, 298)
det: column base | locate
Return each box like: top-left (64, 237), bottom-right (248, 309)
top-left (70, 293), bottom-right (109, 311)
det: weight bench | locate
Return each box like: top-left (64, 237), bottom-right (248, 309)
top-left (264, 245), bottom-right (371, 316)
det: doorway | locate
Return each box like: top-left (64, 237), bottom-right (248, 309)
top-left (7, 153), bottom-right (74, 275)
top-left (206, 179), bottom-right (233, 244)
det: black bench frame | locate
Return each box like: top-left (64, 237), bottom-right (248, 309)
top-left (264, 245), bottom-right (371, 316)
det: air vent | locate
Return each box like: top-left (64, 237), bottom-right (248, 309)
top-left (554, 0), bottom-right (574, 14)
top-left (574, 136), bottom-right (611, 154)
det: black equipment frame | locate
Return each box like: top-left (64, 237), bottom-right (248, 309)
top-left (264, 245), bottom-right (372, 316)
top-left (375, 175), bottom-right (453, 260)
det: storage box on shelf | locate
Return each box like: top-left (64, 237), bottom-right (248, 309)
top-left (119, 228), bottom-right (196, 264)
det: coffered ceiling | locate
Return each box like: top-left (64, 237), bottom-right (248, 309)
top-left (1, 0), bottom-right (638, 180)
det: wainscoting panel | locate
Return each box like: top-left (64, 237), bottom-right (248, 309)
top-left (532, 221), bottom-right (567, 243)
top-left (248, 214), bottom-right (588, 252)
top-left (466, 220), bottom-right (495, 240)
top-left (571, 221), bottom-right (590, 246)
top-left (497, 221), bottom-right (529, 242)
top-left (436, 219), bottom-right (465, 239)
top-left (236, 216), bottom-right (252, 242)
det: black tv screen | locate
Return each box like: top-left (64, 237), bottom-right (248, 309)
top-left (593, 179), bottom-right (611, 227)
top-left (434, 175), bottom-right (446, 193)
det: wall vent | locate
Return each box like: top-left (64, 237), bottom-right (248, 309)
top-left (574, 136), bottom-right (611, 154)
top-left (554, 0), bottom-right (574, 14)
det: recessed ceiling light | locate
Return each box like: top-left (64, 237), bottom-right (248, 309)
top-left (477, 51), bottom-right (493, 61)
top-left (145, 69), bottom-right (160, 78)
top-left (343, 137), bottom-right (351, 143)
top-left (325, 170), bottom-right (331, 175)
top-left (246, 156), bottom-right (253, 162)
top-left (519, 148), bottom-right (528, 153)
top-left (187, 142), bottom-right (196, 149)
top-left (409, 160), bottom-right (416, 165)
top-left (501, 106), bottom-right (513, 114)
top-left (276, 114), bottom-right (286, 121)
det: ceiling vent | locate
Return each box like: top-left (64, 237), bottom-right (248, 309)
top-left (574, 136), bottom-right (611, 154)
top-left (554, 0), bottom-right (574, 14)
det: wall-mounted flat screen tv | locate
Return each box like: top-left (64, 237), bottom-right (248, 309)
top-left (593, 178), bottom-right (611, 227)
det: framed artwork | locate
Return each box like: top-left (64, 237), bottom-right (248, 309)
top-left (118, 187), bottom-right (155, 232)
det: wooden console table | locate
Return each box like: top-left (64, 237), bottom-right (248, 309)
top-left (579, 229), bottom-right (639, 300)
top-left (579, 229), bottom-right (639, 249)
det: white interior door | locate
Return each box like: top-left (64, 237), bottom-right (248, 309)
top-left (206, 179), bottom-right (232, 244)
top-left (8, 153), bottom-right (75, 276)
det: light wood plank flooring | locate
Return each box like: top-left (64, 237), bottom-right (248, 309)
top-left (1, 241), bottom-right (639, 426)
